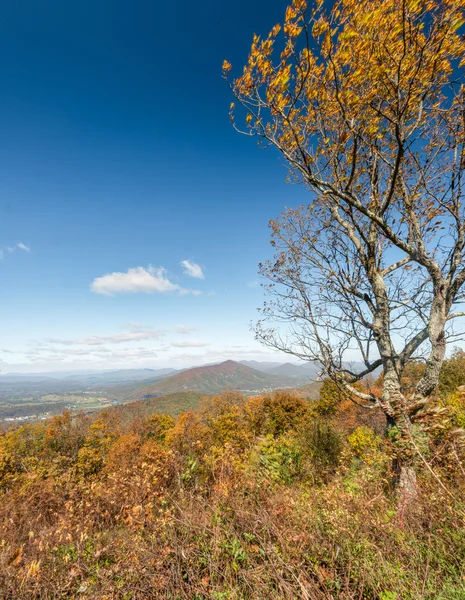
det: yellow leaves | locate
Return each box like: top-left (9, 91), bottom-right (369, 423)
top-left (222, 60), bottom-right (232, 75)
top-left (228, 0), bottom-right (465, 187)
top-left (285, 5), bottom-right (298, 22)
top-left (347, 426), bottom-right (383, 465)
top-left (270, 64), bottom-right (292, 96)
top-left (284, 0), bottom-right (305, 39)
top-left (312, 19), bottom-right (329, 37)
top-left (284, 22), bottom-right (302, 38)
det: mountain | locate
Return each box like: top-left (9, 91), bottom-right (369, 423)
top-left (264, 362), bottom-right (321, 381)
top-left (238, 360), bottom-right (283, 372)
top-left (124, 360), bottom-right (297, 400)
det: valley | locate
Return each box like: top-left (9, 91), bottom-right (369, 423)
top-left (0, 359), bottom-right (322, 425)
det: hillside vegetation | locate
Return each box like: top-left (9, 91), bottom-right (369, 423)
top-left (104, 391), bottom-right (206, 424)
top-left (0, 373), bottom-right (464, 599)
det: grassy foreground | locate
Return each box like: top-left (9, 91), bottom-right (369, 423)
top-left (0, 390), bottom-right (464, 599)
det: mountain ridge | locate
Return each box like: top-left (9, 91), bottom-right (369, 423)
top-left (123, 360), bottom-right (298, 400)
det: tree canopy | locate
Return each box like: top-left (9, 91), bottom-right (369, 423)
top-left (225, 0), bottom-right (465, 434)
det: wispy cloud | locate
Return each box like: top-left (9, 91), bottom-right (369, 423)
top-left (181, 259), bottom-right (205, 280)
top-left (1, 241), bottom-right (31, 259)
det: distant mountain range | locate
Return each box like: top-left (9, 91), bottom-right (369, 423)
top-left (239, 360), bottom-right (320, 378)
top-left (0, 368), bottom-right (175, 386)
top-left (0, 361), bottom-right (323, 405)
top-left (121, 360), bottom-right (309, 400)
top-left (264, 362), bottom-right (320, 379)
top-left (238, 360), bottom-right (284, 371)
top-left (64, 368), bottom-right (176, 386)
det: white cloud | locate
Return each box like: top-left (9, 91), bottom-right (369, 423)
top-left (46, 338), bottom-right (75, 345)
top-left (174, 325), bottom-right (196, 334)
top-left (44, 348), bottom-right (90, 357)
top-left (181, 260), bottom-right (205, 280)
top-left (91, 266), bottom-right (201, 296)
top-left (171, 352), bottom-right (208, 361)
top-left (25, 340), bottom-right (160, 364)
top-left (17, 242), bottom-right (30, 252)
top-left (91, 266), bottom-right (180, 296)
top-left (81, 331), bottom-right (165, 345)
top-left (170, 340), bottom-right (209, 348)
top-left (46, 329), bottom-right (165, 346)
top-left (179, 288), bottom-right (202, 296)
top-left (101, 348), bottom-right (157, 360)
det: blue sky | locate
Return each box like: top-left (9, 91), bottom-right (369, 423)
top-left (0, 0), bottom-right (311, 372)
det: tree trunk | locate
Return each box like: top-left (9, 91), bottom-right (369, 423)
top-left (397, 466), bottom-right (418, 518)
top-left (383, 399), bottom-right (419, 506)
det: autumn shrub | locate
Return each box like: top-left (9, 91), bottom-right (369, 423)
top-left (262, 390), bottom-right (310, 435)
top-left (243, 394), bottom-right (266, 435)
top-left (135, 412), bottom-right (175, 442)
top-left (347, 426), bottom-right (383, 462)
top-left (201, 393), bottom-right (250, 451)
top-left (76, 418), bottom-right (116, 478)
top-left (439, 390), bottom-right (465, 430)
top-left (297, 416), bottom-right (342, 479)
top-left (249, 433), bottom-right (303, 484)
top-left (439, 350), bottom-right (465, 398)
top-left (43, 411), bottom-right (87, 458)
top-left (313, 379), bottom-right (346, 416)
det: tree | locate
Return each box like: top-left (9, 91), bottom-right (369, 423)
top-left (224, 0), bottom-right (465, 441)
top-left (314, 379), bottom-right (346, 416)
